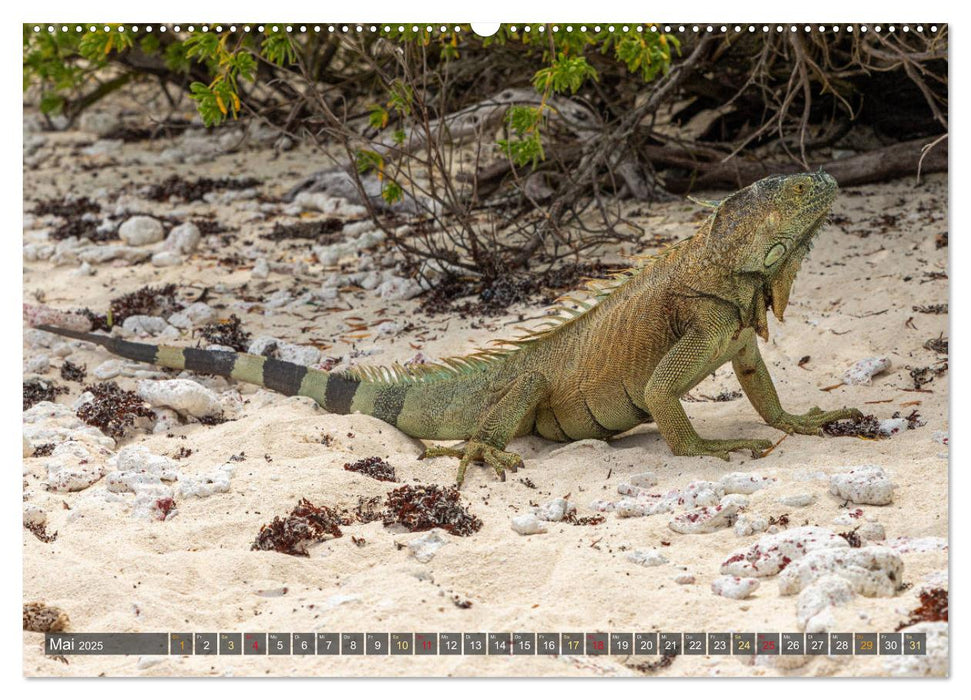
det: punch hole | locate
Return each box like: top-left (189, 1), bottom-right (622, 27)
top-left (471, 23), bottom-right (500, 37)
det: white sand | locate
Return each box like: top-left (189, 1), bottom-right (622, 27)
top-left (22, 108), bottom-right (948, 677)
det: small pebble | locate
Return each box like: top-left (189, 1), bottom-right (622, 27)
top-left (842, 357), bottom-right (892, 385)
top-left (118, 216), bottom-right (165, 246)
top-left (511, 513), bottom-right (548, 535)
top-left (829, 465), bottom-right (894, 505)
top-left (779, 493), bottom-right (815, 508)
top-left (627, 549), bottom-right (668, 567)
top-left (711, 575), bottom-right (760, 599)
top-left (669, 503), bottom-right (738, 534)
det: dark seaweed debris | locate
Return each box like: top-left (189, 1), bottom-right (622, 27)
top-left (198, 314), bottom-right (251, 352)
top-left (103, 119), bottom-right (192, 142)
top-left (32, 196), bottom-right (101, 218)
top-left (383, 485), bottom-right (482, 536)
top-left (50, 218), bottom-right (117, 243)
top-left (192, 218), bottom-right (232, 236)
top-left (838, 529), bottom-right (863, 547)
top-left (912, 304), bottom-right (948, 315)
top-left (343, 457), bottom-right (397, 482)
top-left (822, 410), bottom-right (923, 439)
top-left (351, 496), bottom-right (383, 524)
top-left (32, 197), bottom-right (116, 242)
top-left (566, 512), bottom-right (605, 526)
top-left (252, 499), bottom-right (344, 556)
top-left (896, 588), bottom-right (948, 631)
top-left (910, 362), bottom-right (948, 389)
top-left (32, 443), bottom-right (55, 457)
top-left (924, 334), bottom-right (948, 355)
top-left (25, 521), bottom-right (58, 543)
top-left (81, 283), bottom-right (183, 331)
top-left (419, 263), bottom-right (613, 316)
top-left (59, 360), bottom-right (87, 383)
top-left (144, 174), bottom-right (261, 202)
top-left (628, 654), bottom-right (675, 674)
top-left (76, 382), bottom-right (155, 438)
top-left (23, 379), bottom-right (68, 411)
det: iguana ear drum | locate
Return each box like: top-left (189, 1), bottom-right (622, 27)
top-left (764, 243), bottom-right (786, 267)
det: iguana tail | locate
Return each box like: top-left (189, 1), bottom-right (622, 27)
top-left (34, 325), bottom-right (362, 415)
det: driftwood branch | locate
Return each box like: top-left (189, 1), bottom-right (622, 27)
top-left (649, 136), bottom-right (948, 193)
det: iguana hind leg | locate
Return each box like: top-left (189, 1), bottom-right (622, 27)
top-left (420, 371), bottom-right (548, 488)
top-left (732, 336), bottom-right (862, 434)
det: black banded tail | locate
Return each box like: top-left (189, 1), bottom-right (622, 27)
top-left (32, 324), bottom-right (363, 414)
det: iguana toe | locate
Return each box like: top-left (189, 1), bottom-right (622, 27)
top-left (423, 440), bottom-right (525, 488)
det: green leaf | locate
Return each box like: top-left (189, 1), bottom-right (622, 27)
top-left (532, 54), bottom-right (598, 95)
top-left (382, 180), bottom-right (404, 204)
top-left (387, 79), bottom-right (413, 116)
top-left (262, 32), bottom-right (296, 66)
top-left (184, 33), bottom-right (220, 60)
top-left (229, 51), bottom-right (257, 82)
top-left (39, 92), bottom-right (65, 115)
top-left (355, 149), bottom-right (384, 175)
top-left (188, 81), bottom-right (227, 127)
top-left (369, 104), bottom-right (389, 130)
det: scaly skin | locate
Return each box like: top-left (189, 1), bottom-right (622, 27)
top-left (30, 171), bottom-right (863, 487)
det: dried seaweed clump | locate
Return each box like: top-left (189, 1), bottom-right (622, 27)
top-left (383, 485), bottom-right (482, 536)
top-left (33, 195), bottom-right (112, 242)
top-left (32, 196), bottom-right (101, 218)
top-left (627, 654), bottom-right (675, 674)
top-left (344, 456), bottom-right (397, 482)
top-left (838, 529), bottom-right (863, 548)
top-left (25, 521), bottom-right (58, 543)
top-left (252, 499), bottom-right (344, 556)
top-left (924, 334), bottom-right (948, 355)
top-left (351, 495), bottom-right (383, 524)
top-left (81, 284), bottom-right (183, 331)
top-left (262, 218), bottom-right (344, 242)
top-left (822, 410), bottom-right (923, 439)
top-left (199, 314), bottom-right (252, 352)
top-left (419, 263), bottom-right (612, 317)
top-left (76, 382), bottom-right (155, 438)
top-left (23, 378), bottom-right (68, 411)
top-left (145, 174), bottom-right (261, 202)
top-left (566, 512), bottom-right (605, 526)
top-left (912, 304), bottom-right (948, 315)
top-left (896, 588), bottom-right (948, 631)
top-left (111, 284), bottom-right (182, 325)
top-left (23, 602), bottom-right (70, 633)
top-left (59, 360), bottom-right (87, 383)
top-left (32, 443), bottom-right (56, 457)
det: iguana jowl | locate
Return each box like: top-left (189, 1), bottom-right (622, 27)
top-left (33, 171), bottom-right (862, 486)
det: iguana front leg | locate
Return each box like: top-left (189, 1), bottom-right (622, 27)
top-left (644, 327), bottom-right (773, 460)
top-left (732, 335), bottom-right (862, 434)
top-left (420, 371), bottom-right (549, 488)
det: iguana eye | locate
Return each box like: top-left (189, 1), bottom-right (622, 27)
top-left (764, 243), bottom-right (786, 267)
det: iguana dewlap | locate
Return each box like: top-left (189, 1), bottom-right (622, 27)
top-left (32, 171), bottom-right (861, 486)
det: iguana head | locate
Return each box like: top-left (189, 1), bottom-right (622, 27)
top-left (704, 171), bottom-right (838, 325)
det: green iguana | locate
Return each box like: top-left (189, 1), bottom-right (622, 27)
top-left (31, 171), bottom-right (862, 487)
